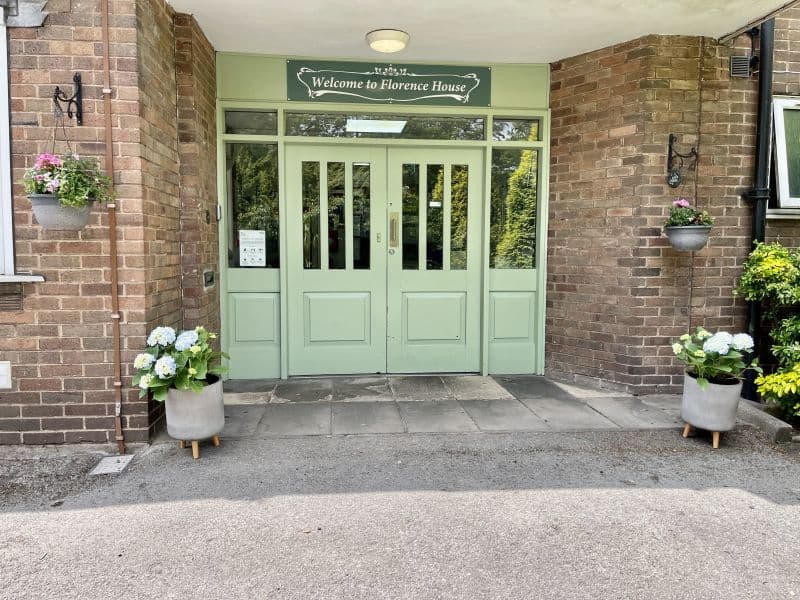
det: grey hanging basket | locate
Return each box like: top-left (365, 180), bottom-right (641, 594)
top-left (664, 225), bottom-right (711, 251)
top-left (28, 194), bottom-right (92, 230)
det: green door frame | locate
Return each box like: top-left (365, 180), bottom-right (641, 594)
top-left (216, 101), bottom-right (550, 379)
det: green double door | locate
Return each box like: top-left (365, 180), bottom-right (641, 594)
top-left (286, 145), bottom-right (483, 375)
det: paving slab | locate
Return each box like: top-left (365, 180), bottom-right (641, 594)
top-left (585, 396), bottom-right (681, 429)
top-left (223, 379), bottom-right (278, 394)
top-left (332, 402), bottom-right (405, 434)
top-left (443, 375), bottom-right (514, 400)
top-left (390, 376), bottom-right (452, 401)
top-left (332, 376), bottom-right (393, 402)
top-left (640, 395), bottom-right (682, 419)
top-left (491, 375), bottom-right (576, 400)
top-left (397, 400), bottom-right (479, 433)
top-left (459, 399), bottom-right (551, 431)
top-left (521, 397), bottom-right (619, 431)
top-left (224, 392), bottom-right (272, 405)
top-left (272, 378), bottom-right (334, 403)
top-left (222, 405), bottom-right (266, 437)
top-left (552, 381), bottom-right (631, 399)
top-left (256, 402), bottom-right (331, 436)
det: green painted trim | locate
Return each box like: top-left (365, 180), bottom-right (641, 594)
top-left (535, 111), bottom-right (551, 375)
top-left (218, 53), bottom-right (549, 109)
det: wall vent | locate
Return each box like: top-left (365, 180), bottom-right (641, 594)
top-left (730, 55), bottom-right (753, 78)
top-left (0, 283), bottom-right (23, 311)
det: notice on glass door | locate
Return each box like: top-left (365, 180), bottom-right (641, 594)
top-left (239, 230), bottom-right (266, 267)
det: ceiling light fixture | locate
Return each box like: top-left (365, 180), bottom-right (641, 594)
top-left (366, 29), bottom-right (410, 53)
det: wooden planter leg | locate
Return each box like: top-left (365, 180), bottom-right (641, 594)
top-left (178, 440), bottom-right (186, 449)
top-left (211, 435), bottom-right (220, 447)
top-left (191, 440), bottom-right (200, 460)
top-left (682, 423), bottom-right (691, 438)
top-left (712, 432), bottom-right (720, 449)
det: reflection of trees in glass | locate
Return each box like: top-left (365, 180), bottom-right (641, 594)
top-left (450, 165), bottom-right (468, 270)
top-left (784, 110), bottom-right (800, 197)
top-left (286, 113), bottom-right (484, 140)
top-left (491, 149), bottom-right (537, 269)
top-left (302, 162), bottom-right (321, 269)
top-left (402, 165), bottom-right (420, 270)
top-left (228, 144), bottom-right (279, 268)
top-left (427, 165), bottom-right (444, 270)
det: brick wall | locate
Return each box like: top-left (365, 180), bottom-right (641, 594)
top-left (0, 0), bottom-right (217, 444)
top-left (548, 31), bottom-right (774, 393)
top-left (1, 0), bottom-right (149, 444)
top-left (174, 14), bottom-right (219, 333)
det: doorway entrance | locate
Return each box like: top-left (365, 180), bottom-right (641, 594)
top-left (286, 145), bottom-right (483, 375)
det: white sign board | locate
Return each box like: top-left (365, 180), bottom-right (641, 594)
top-left (239, 230), bottom-right (266, 267)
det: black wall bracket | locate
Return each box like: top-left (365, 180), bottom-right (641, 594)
top-left (53, 72), bottom-right (83, 125)
top-left (666, 133), bottom-right (698, 188)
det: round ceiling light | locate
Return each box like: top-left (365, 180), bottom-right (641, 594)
top-left (366, 29), bottom-right (410, 53)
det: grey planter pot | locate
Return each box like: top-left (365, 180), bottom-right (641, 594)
top-left (664, 225), bottom-right (711, 251)
top-left (165, 379), bottom-right (225, 441)
top-left (680, 373), bottom-right (742, 432)
top-left (28, 194), bottom-right (92, 230)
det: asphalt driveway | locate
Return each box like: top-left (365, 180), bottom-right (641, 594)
top-left (2, 428), bottom-right (800, 599)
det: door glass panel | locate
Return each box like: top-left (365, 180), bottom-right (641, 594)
top-left (490, 149), bottom-right (538, 269)
top-left (327, 162), bottom-right (346, 269)
top-left (352, 163), bottom-right (371, 269)
top-left (226, 143), bottom-right (280, 268)
top-left (450, 164), bottom-right (468, 270)
top-left (426, 164), bottom-right (444, 270)
top-left (402, 164), bottom-right (420, 270)
top-left (302, 161), bottom-right (321, 269)
top-left (493, 118), bottom-right (540, 142)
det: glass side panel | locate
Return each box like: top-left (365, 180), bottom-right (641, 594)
top-left (302, 161), bottom-right (321, 269)
top-left (783, 109), bottom-right (800, 197)
top-left (450, 164), bottom-right (469, 270)
top-left (327, 162), bottom-right (346, 269)
top-left (490, 149), bottom-right (538, 269)
top-left (352, 163), bottom-right (371, 270)
top-left (286, 113), bottom-right (485, 140)
top-left (224, 110), bottom-right (278, 135)
top-left (226, 143), bottom-right (280, 268)
top-left (493, 118), bottom-right (540, 142)
top-left (402, 164), bottom-right (420, 270)
top-left (426, 164), bottom-right (444, 270)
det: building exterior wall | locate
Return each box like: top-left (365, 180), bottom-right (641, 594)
top-left (548, 25), bottom-right (798, 394)
top-left (0, 0), bottom-right (218, 444)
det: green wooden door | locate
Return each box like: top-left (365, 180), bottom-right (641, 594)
top-left (386, 148), bottom-right (483, 372)
top-left (286, 145), bottom-right (387, 375)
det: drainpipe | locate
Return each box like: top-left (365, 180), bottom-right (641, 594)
top-left (742, 19), bottom-right (774, 401)
top-left (100, 0), bottom-right (125, 454)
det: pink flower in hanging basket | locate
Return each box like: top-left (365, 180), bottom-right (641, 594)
top-left (672, 198), bottom-right (691, 208)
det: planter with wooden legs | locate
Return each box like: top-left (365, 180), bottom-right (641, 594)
top-left (165, 378), bottom-right (225, 460)
top-left (680, 372), bottom-right (742, 449)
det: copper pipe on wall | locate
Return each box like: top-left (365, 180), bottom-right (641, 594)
top-left (101, 0), bottom-right (125, 454)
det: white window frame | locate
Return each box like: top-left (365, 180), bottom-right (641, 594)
top-left (0, 7), bottom-right (15, 275)
top-left (773, 96), bottom-right (800, 209)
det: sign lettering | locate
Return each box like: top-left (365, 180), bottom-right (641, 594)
top-left (287, 61), bottom-right (491, 106)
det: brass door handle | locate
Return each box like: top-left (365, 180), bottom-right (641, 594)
top-left (389, 212), bottom-right (399, 248)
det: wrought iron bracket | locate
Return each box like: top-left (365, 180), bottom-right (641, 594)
top-left (666, 133), bottom-right (698, 188)
top-left (53, 72), bottom-right (83, 125)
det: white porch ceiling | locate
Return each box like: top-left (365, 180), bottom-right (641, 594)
top-left (167, 0), bottom-right (793, 63)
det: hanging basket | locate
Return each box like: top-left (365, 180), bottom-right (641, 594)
top-left (28, 193), bottom-right (92, 230)
top-left (664, 225), bottom-right (711, 251)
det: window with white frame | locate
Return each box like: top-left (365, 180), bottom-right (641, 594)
top-left (0, 9), bottom-right (16, 275)
top-left (773, 96), bottom-right (800, 209)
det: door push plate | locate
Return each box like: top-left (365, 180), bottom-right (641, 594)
top-left (389, 212), bottom-right (399, 248)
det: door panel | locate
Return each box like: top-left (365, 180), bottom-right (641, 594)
top-left (387, 148), bottom-right (483, 373)
top-left (286, 145), bottom-right (387, 375)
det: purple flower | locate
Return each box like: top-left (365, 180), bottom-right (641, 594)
top-left (673, 198), bottom-right (691, 208)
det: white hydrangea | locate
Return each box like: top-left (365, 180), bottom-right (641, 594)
top-left (133, 353), bottom-right (155, 370)
top-left (154, 356), bottom-right (177, 379)
top-left (731, 333), bottom-right (754, 352)
top-left (138, 373), bottom-right (154, 389)
top-left (147, 326), bottom-right (176, 348)
top-left (175, 330), bottom-right (199, 351)
top-left (703, 333), bottom-right (731, 355)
